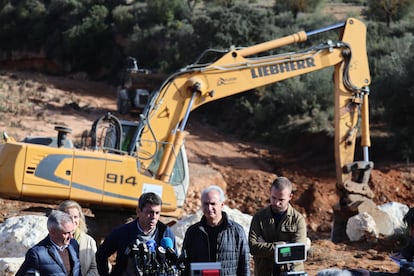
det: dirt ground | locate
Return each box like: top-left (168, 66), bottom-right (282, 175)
top-left (0, 70), bottom-right (412, 275)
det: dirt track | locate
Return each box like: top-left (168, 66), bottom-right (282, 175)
top-left (0, 70), bottom-right (412, 274)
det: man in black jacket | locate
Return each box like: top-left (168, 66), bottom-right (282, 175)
top-left (182, 185), bottom-right (250, 276)
top-left (96, 192), bottom-right (176, 275)
top-left (400, 207), bottom-right (414, 261)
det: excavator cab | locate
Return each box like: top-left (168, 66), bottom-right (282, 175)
top-left (89, 113), bottom-right (190, 208)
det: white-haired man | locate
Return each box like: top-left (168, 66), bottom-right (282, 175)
top-left (182, 185), bottom-right (250, 275)
top-left (17, 210), bottom-right (81, 276)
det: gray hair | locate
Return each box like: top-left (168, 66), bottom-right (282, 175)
top-left (47, 210), bottom-right (73, 232)
top-left (201, 185), bottom-right (225, 203)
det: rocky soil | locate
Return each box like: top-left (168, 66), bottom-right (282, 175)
top-left (0, 70), bottom-right (413, 275)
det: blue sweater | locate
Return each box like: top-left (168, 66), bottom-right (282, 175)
top-left (96, 219), bottom-right (176, 275)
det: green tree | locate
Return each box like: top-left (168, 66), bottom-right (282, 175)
top-left (0, 0), bottom-right (47, 51)
top-left (121, 0), bottom-right (193, 72)
top-left (145, 0), bottom-right (189, 26)
top-left (366, 0), bottom-right (414, 27)
top-left (190, 4), bottom-right (278, 51)
top-left (112, 5), bottom-right (136, 34)
top-left (365, 19), bottom-right (414, 161)
top-left (60, 4), bottom-right (115, 74)
top-left (274, 0), bottom-right (324, 19)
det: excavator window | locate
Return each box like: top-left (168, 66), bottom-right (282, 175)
top-left (119, 120), bottom-right (138, 152)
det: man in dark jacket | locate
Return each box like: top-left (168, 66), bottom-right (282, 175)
top-left (400, 207), bottom-right (414, 261)
top-left (381, 207), bottom-right (414, 276)
top-left (182, 185), bottom-right (250, 276)
top-left (96, 192), bottom-right (176, 275)
top-left (16, 210), bottom-right (81, 276)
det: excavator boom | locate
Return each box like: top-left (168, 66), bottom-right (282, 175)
top-left (137, 18), bottom-right (372, 193)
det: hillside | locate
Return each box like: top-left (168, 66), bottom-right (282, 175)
top-left (0, 70), bottom-right (412, 274)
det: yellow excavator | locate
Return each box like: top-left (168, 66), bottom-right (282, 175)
top-left (0, 18), bottom-right (386, 242)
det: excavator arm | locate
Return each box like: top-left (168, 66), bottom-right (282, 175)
top-left (136, 18), bottom-right (372, 194)
top-left (132, 18), bottom-right (379, 241)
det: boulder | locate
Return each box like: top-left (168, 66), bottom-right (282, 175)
top-left (0, 215), bottom-right (48, 258)
top-left (346, 202), bottom-right (409, 241)
top-left (346, 212), bottom-right (378, 242)
top-left (0, 215), bottom-right (48, 275)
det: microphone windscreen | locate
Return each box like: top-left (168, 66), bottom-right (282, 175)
top-left (160, 237), bottom-right (174, 249)
top-left (166, 247), bottom-right (178, 264)
top-left (125, 239), bottom-right (141, 255)
top-left (146, 240), bottom-right (157, 253)
top-left (156, 246), bottom-right (167, 263)
top-left (138, 243), bottom-right (148, 256)
top-left (138, 242), bottom-right (147, 251)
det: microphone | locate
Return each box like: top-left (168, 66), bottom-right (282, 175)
top-left (156, 246), bottom-right (167, 261)
top-left (124, 239), bottom-right (140, 256)
top-left (156, 245), bottom-right (168, 274)
top-left (160, 237), bottom-right (174, 250)
top-left (145, 240), bottom-right (160, 274)
top-left (160, 237), bottom-right (179, 275)
top-left (176, 249), bottom-right (187, 274)
top-left (124, 241), bottom-right (147, 275)
top-left (138, 242), bottom-right (149, 259)
top-left (146, 240), bottom-right (157, 253)
top-left (161, 237), bottom-right (178, 265)
top-left (137, 242), bottom-right (149, 273)
top-left (166, 247), bottom-right (178, 264)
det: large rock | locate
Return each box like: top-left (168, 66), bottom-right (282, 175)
top-left (346, 212), bottom-right (378, 242)
top-left (349, 195), bottom-right (394, 236)
top-left (0, 257), bottom-right (25, 276)
top-left (346, 202), bottom-right (409, 241)
top-left (0, 215), bottom-right (48, 275)
top-left (0, 215), bottom-right (48, 258)
top-left (379, 202), bottom-right (409, 231)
